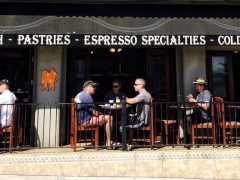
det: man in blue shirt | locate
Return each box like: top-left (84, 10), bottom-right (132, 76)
top-left (187, 77), bottom-right (212, 123)
top-left (74, 80), bottom-right (112, 148)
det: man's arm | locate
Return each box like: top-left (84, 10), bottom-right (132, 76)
top-left (188, 98), bottom-right (210, 110)
top-left (126, 97), bottom-right (139, 104)
top-left (92, 109), bottom-right (103, 116)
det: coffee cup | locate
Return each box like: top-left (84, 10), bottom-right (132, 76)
top-left (109, 100), bottom-right (114, 104)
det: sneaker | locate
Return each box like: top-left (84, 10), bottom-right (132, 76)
top-left (127, 143), bottom-right (132, 151)
top-left (127, 118), bottom-right (143, 128)
top-left (112, 142), bottom-right (121, 150)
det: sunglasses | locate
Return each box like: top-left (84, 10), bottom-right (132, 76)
top-left (113, 85), bottom-right (119, 88)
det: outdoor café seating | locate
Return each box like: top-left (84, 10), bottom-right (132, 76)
top-left (0, 104), bottom-right (22, 153)
top-left (70, 98), bottom-right (99, 151)
top-left (128, 99), bottom-right (155, 149)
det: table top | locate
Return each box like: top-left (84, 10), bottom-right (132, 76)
top-left (227, 105), bottom-right (240, 109)
top-left (168, 105), bottom-right (197, 110)
top-left (99, 104), bottom-right (123, 110)
top-left (99, 104), bottom-right (131, 110)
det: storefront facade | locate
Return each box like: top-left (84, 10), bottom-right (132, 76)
top-left (1, 0), bottom-right (240, 146)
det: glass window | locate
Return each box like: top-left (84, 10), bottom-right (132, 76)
top-left (211, 56), bottom-right (228, 100)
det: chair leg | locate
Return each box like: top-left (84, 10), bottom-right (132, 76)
top-left (176, 128), bottom-right (180, 144)
top-left (191, 126), bottom-right (195, 145)
top-left (164, 122), bottom-right (169, 145)
top-left (129, 129), bottom-right (133, 145)
top-left (95, 128), bottom-right (99, 150)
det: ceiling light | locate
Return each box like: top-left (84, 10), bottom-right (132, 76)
top-left (109, 48), bottom-right (116, 53)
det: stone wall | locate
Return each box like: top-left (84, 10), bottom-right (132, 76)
top-left (0, 149), bottom-right (239, 179)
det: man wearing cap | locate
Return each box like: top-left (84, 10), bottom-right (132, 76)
top-left (187, 77), bottom-right (212, 122)
top-left (0, 79), bottom-right (17, 127)
top-left (74, 80), bottom-right (112, 148)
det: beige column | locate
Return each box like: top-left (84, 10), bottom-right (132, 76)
top-left (182, 46), bottom-right (207, 98)
top-left (34, 46), bottom-right (63, 147)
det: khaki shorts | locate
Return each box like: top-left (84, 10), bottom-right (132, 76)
top-left (81, 115), bottom-right (106, 127)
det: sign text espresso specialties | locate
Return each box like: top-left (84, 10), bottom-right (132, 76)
top-left (1, 34), bottom-right (240, 46)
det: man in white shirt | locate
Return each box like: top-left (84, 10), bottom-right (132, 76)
top-left (0, 79), bottom-right (17, 127)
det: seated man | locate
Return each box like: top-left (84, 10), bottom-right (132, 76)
top-left (0, 79), bottom-right (17, 128)
top-left (104, 80), bottom-right (126, 144)
top-left (104, 80), bottom-right (126, 103)
top-left (74, 80), bottom-right (112, 148)
top-left (126, 78), bottom-right (152, 128)
top-left (179, 77), bottom-right (212, 144)
top-left (187, 77), bottom-right (212, 123)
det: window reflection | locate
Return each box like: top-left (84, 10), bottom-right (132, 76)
top-left (212, 56), bottom-right (227, 100)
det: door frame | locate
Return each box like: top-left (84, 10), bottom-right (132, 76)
top-left (146, 48), bottom-right (176, 102)
top-left (206, 51), bottom-right (234, 101)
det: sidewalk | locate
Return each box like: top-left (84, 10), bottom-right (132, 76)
top-left (0, 175), bottom-right (229, 180)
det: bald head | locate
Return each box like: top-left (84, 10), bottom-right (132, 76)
top-left (135, 78), bottom-right (146, 87)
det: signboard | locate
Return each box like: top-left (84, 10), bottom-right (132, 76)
top-left (1, 34), bottom-right (240, 46)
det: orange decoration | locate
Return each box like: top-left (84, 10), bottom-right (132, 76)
top-left (41, 68), bottom-right (57, 91)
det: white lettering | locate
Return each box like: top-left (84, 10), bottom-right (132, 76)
top-left (84, 35), bottom-right (91, 45)
top-left (17, 35), bottom-right (25, 45)
top-left (0, 35), bottom-right (3, 45)
top-left (64, 35), bottom-right (71, 45)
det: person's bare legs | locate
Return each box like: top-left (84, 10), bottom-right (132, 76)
top-left (105, 115), bottom-right (112, 146)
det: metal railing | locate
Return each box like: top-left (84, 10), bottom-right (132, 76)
top-left (0, 100), bottom-right (240, 152)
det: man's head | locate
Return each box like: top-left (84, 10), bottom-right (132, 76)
top-left (133, 78), bottom-right (146, 92)
top-left (0, 79), bottom-right (9, 93)
top-left (112, 80), bottom-right (121, 94)
top-left (192, 77), bottom-right (206, 93)
top-left (83, 80), bottom-right (97, 95)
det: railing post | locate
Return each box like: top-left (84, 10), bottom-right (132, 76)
top-left (121, 100), bottom-right (127, 151)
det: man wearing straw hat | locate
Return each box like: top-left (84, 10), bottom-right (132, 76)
top-left (187, 77), bottom-right (212, 123)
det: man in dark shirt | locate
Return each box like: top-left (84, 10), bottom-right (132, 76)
top-left (104, 80), bottom-right (126, 103)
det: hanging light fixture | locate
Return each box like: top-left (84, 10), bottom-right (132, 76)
top-left (109, 48), bottom-right (116, 53)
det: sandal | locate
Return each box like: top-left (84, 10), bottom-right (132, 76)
top-left (106, 146), bottom-right (112, 150)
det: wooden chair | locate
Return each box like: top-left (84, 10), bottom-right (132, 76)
top-left (162, 119), bottom-right (180, 144)
top-left (70, 98), bottom-right (99, 151)
top-left (216, 97), bottom-right (240, 146)
top-left (191, 98), bottom-right (216, 145)
top-left (0, 104), bottom-right (21, 153)
top-left (128, 99), bottom-right (155, 149)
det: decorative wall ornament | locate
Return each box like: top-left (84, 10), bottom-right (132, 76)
top-left (41, 68), bottom-right (57, 91)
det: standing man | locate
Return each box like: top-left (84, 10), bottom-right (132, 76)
top-left (0, 79), bottom-right (17, 127)
top-left (187, 77), bottom-right (212, 123)
top-left (74, 80), bottom-right (112, 148)
top-left (126, 78), bottom-right (152, 128)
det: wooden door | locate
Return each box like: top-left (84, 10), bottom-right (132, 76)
top-left (146, 48), bottom-right (176, 102)
top-left (207, 51), bottom-right (234, 101)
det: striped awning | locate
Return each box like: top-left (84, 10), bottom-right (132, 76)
top-left (1, 1), bottom-right (240, 18)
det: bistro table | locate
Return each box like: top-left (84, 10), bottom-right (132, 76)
top-left (227, 105), bottom-right (240, 109)
top-left (99, 103), bottom-right (130, 151)
top-left (169, 104), bottom-right (197, 146)
top-left (99, 104), bottom-right (123, 110)
top-left (226, 105), bottom-right (240, 122)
